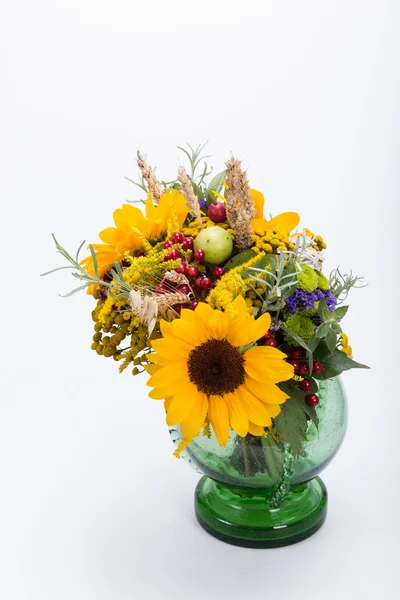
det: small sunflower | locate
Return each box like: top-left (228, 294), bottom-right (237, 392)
top-left (145, 296), bottom-right (294, 447)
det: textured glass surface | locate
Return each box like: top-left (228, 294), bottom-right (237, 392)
top-left (169, 377), bottom-right (347, 547)
top-left (170, 376), bottom-right (347, 488)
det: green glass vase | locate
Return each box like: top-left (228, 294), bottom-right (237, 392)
top-left (170, 377), bottom-right (347, 548)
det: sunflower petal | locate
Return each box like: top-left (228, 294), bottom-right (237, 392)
top-left (236, 386), bottom-right (273, 426)
top-left (171, 317), bottom-right (208, 346)
top-left (245, 377), bottom-right (290, 405)
top-left (244, 347), bottom-right (294, 383)
top-left (224, 392), bottom-right (248, 437)
top-left (166, 384), bottom-right (200, 426)
top-left (180, 393), bottom-right (208, 441)
top-left (208, 395), bottom-right (230, 447)
top-left (146, 362), bottom-right (187, 388)
top-left (208, 310), bottom-right (229, 340)
top-left (248, 421), bottom-right (265, 436)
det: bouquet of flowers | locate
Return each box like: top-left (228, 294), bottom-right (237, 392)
top-left (43, 143), bottom-right (368, 460)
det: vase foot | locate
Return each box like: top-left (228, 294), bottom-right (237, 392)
top-left (194, 475), bottom-right (327, 548)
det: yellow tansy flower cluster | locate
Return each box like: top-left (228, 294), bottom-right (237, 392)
top-left (181, 216), bottom-right (235, 241)
top-left (251, 227), bottom-right (296, 255)
top-left (296, 228), bottom-right (327, 251)
top-left (91, 299), bottom-right (140, 360)
top-left (244, 282), bottom-right (267, 311)
top-left (91, 297), bottom-right (160, 373)
top-left (340, 333), bottom-right (353, 358)
top-left (313, 234), bottom-right (327, 251)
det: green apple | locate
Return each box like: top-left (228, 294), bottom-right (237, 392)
top-left (194, 226), bottom-right (233, 264)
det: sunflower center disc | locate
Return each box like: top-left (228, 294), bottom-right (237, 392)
top-left (187, 339), bottom-right (245, 396)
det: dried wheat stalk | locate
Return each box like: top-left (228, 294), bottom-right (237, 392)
top-left (129, 289), bottom-right (158, 335)
top-left (163, 270), bottom-right (190, 287)
top-left (177, 167), bottom-right (203, 227)
top-left (224, 156), bottom-right (256, 249)
top-left (137, 150), bottom-right (163, 203)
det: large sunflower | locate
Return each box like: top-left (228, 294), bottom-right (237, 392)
top-left (145, 296), bottom-right (294, 446)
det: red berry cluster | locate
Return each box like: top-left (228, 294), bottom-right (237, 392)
top-left (158, 232), bottom-right (226, 313)
top-left (262, 336), bottom-right (324, 408)
top-left (287, 349), bottom-right (323, 407)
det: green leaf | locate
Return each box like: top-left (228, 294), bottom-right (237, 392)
top-left (325, 328), bottom-right (338, 354)
top-left (89, 244), bottom-right (99, 279)
top-left (75, 239), bottom-right (86, 263)
top-left (41, 265), bottom-right (75, 276)
top-left (280, 262), bottom-right (298, 298)
top-left (315, 349), bottom-right (370, 380)
top-left (280, 381), bottom-right (319, 429)
top-left (274, 399), bottom-right (308, 457)
top-left (331, 322), bottom-right (342, 334)
top-left (59, 283), bottom-right (89, 297)
top-left (307, 333), bottom-right (320, 353)
top-left (207, 169), bottom-right (226, 194)
top-left (318, 297), bottom-right (331, 321)
top-left (313, 349), bottom-right (369, 380)
top-left (333, 305), bottom-right (349, 320)
top-left (313, 340), bottom-right (334, 361)
top-left (280, 325), bottom-right (311, 353)
top-left (191, 180), bottom-right (205, 200)
top-left (224, 249), bottom-right (256, 271)
top-left (316, 323), bottom-right (330, 339)
top-left (245, 253), bottom-right (277, 277)
top-left (260, 434), bottom-right (284, 483)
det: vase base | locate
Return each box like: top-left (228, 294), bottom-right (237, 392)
top-left (194, 475), bottom-right (327, 548)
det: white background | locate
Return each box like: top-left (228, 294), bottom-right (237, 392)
top-left (1, 1), bottom-right (399, 598)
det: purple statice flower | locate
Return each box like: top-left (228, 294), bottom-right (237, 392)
top-left (286, 289), bottom-right (314, 313)
top-left (198, 198), bottom-right (207, 210)
top-left (323, 290), bottom-right (337, 312)
top-left (285, 288), bottom-right (333, 314)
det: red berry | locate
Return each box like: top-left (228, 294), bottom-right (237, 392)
top-left (195, 277), bottom-right (204, 288)
top-left (163, 240), bottom-right (174, 249)
top-left (164, 249), bottom-right (181, 261)
top-left (300, 378), bottom-right (313, 392)
top-left (263, 330), bottom-right (272, 339)
top-left (177, 284), bottom-right (190, 295)
top-left (298, 363), bottom-right (309, 376)
top-left (189, 301), bottom-right (199, 310)
top-left (288, 360), bottom-right (300, 372)
top-left (290, 349), bottom-right (303, 361)
top-left (265, 337), bottom-right (277, 347)
top-left (175, 259), bottom-right (188, 274)
top-left (194, 248), bottom-right (205, 261)
top-left (173, 303), bottom-right (187, 314)
top-left (312, 361), bottom-right (323, 374)
top-left (182, 237), bottom-right (194, 250)
top-left (162, 279), bottom-right (176, 288)
top-left (135, 251), bottom-right (145, 258)
top-left (187, 266), bottom-right (199, 278)
top-left (306, 394), bottom-right (319, 407)
top-left (155, 283), bottom-right (167, 294)
top-left (213, 267), bottom-right (225, 279)
top-left (208, 202), bottom-right (227, 223)
top-left (171, 232), bottom-right (184, 244)
top-left (200, 277), bottom-right (212, 289)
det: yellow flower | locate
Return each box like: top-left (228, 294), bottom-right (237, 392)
top-left (340, 333), bottom-right (353, 358)
top-left (250, 189), bottom-right (300, 234)
top-left (81, 190), bottom-right (188, 279)
top-left (145, 296), bottom-right (294, 446)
